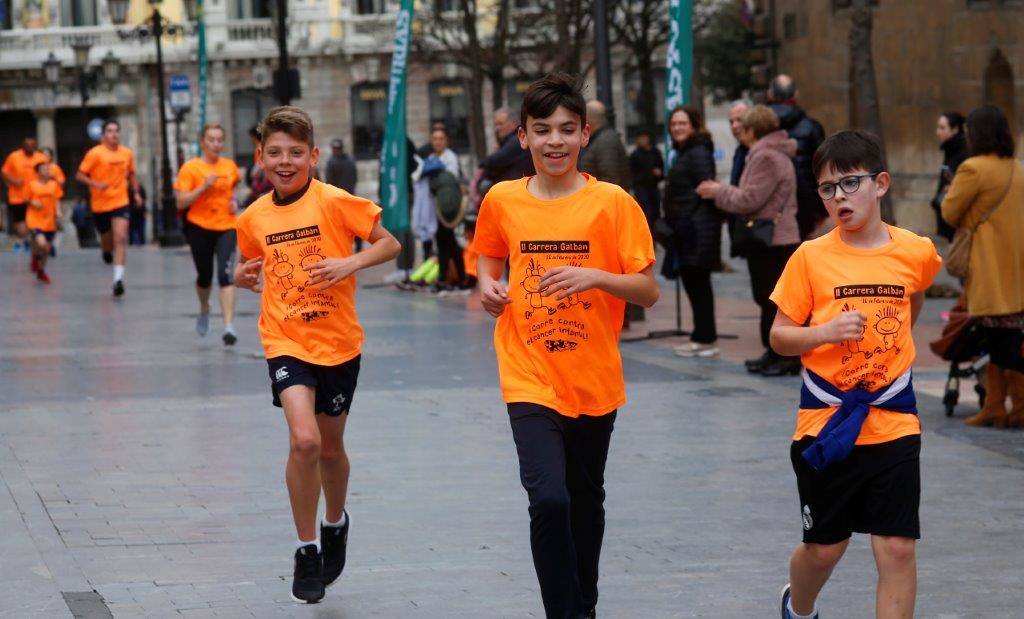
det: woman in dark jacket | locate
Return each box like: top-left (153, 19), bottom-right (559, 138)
top-left (931, 112), bottom-right (968, 241)
top-left (662, 105), bottom-right (721, 357)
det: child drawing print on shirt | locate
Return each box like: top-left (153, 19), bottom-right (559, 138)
top-left (521, 258), bottom-right (557, 319)
top-left (555, 260), bottom-right (593, 312)
top-left (297, 244), bottom-right (326, 293)
top-left (873, 305), bottom-right (903, 354)
top-left (271, 248), bottom-right (297, 299)
top-left (840, 302), bottom-right (870, 364)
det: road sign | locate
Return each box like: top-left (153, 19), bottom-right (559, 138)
top-left (169, 74), bottom-right (192, 114)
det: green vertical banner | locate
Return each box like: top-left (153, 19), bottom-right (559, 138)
top-left (196, 0), bottom-right (208, 155)
top-left (379, 0), bottom-right (414, 234)
top-left (664, 0), bottom-right (692, 166)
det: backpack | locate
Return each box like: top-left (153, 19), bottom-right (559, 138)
top-left (429, 169), bottom-right (466, 229)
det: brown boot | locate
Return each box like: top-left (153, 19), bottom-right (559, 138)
top-left (965, 364), bottom-right (1008, 427)
top-left (999, 370), bottom-right (1024, 428)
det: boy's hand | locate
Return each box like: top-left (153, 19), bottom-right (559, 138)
top-left (304, 257), bottom-right (359, 291)
top-left (481, 279), bottom-right (512, 317)
top-left (817, 311), bottom-right (867, 344)
top-left (94, 180), bottom-right (109, 190)
top-left (229, 199), bottom-right (239, 215)
top-left (203, 173), bottom-right (219, 189)
top-left (539, 266), bottom-right (604, 300)
top-left (29, 199), bottom-right (43, 209)
top-left (235, 257), bottom-right (263, 292)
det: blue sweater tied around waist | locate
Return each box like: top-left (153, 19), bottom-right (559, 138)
top-left (799, 369), bottom-right (917, 471)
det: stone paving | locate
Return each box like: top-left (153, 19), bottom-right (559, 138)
top-left (1, 246), bottom-right (1023, 618)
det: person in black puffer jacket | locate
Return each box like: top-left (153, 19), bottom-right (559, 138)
top-left (931, 111), bottom-right (968, 241)
top-left (768, 75), bottom-right (826, 240)
top-left (662, 105), bottom-right (721, 357)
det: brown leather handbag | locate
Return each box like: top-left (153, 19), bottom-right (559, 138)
top-left (946, 163), bottom-right (1015, 279)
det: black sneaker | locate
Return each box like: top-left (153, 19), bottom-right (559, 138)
top-left (745, 351), bottom-right (772, 373)
top-left (291, 544), bottom-right (325, 603)
top-left (113, 280), bottom-right (125, 297)
top-left (102, 251), bottom-right (113, 264)
top-left (321, 511), bottom-right (349, 587)
top-left (760, 357), bottom-right (802, 377)
top-left (222, 330), bottom-right (237, 346)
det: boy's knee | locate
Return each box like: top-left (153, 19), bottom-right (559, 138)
top-left (803, 542), bottom-right (846, 571)
top-left (290, 432), bottom-right (321, 461)
top-left (875, 536), bottom-right (915, 566)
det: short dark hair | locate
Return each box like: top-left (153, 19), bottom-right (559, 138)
top-left (941, 111), bottom-right (965, 134)
top-left (966, 105), bottom-right (1015, 158)
top-left (521, 73), bottom-right (586, 129)
top-left (811, 130), bottom-right (885, 180)
top-left (259, 106), bottom-right (315, 148)
top-left (103, 119), bottom-right (119, 132)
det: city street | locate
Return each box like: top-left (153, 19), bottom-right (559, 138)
top-left (1, 246), bottom-right (1023, 618)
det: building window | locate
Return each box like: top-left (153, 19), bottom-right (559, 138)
top-left (966, 0), bottom-right (1024, 6)
top-left (351, 82), bottom-right (388, 160)
top-left (231, 88), bottom-right (277, 173)
top-left (625, 68), bottom-right (666, 142)
top-left (2, 0), bottom-right (13, 30)
top-left (429, 79), bottom-right (469, 153)
top-left (60, 0), bottom-right (98, 27)
top-left (230, 0), bottom-right (271, 19)
top-left (505, 78), bottom-right (539, 116)
top-left (356, 0), bottom-right (387, 14)
top-left (782, 13), bottom-right (797, 40)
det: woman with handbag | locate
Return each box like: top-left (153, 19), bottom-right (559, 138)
top-left (941, 105), bottom-right (1024, 427)
top-left (662, 105), bottom-right (721, 357)
top-left (696, 105), bottom-right (801, 376)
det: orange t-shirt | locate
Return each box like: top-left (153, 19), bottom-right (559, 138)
top-left (770, 225), bottom-right (942, 445)
top-left (49, 163), bottom-right (66, 186)
top-left (25, 179), bottom-right (64, 232)
top-left (78, 144), bottom-right (135, 213)
top-left (474, 175), bottom-right (656, 418)
top-left (463, 238), bottom-right (478, 279)
top-left (236, 179), bottom-right (382, 366)
top-left (175, 157), bottom-right (241, 231)
top-left (2, 149), bottom-right (48, 204)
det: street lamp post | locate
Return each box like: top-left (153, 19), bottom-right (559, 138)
top-left (71, 39), bottom-right (93, 138)
top-left (109, 0), bottom-right (196, 248)
top-left (592, 0), bottom-right (615, 124)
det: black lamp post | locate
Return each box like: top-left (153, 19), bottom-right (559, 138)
top-left (592, 0), bottom-right (614, 124)
top-left (109, 0), bottom-right (195, 247)
top-left (272, 0), bottom-right (299, 104)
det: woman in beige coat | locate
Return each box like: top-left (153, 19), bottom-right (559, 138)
top-left (942, 105), bottom-right (1024, 427)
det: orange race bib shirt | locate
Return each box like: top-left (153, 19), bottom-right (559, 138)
top-left (2, 149), bottom-right (48, 204)
top-left (770, 225), bottom-right (942, 445)
top-left (474, 175), bottom-right (656, 418)
top-left (25, 179), bottom-right (64, 232)
top-left (174, 157), bottom-right (241, 232)
top-left (78, 144), bottom-right (135, 213)
top-left (236, 179), bottom-right (381, 366)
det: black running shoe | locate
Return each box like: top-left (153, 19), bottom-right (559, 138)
top-left (292, 544), bottom-right (325, 603)
top-left (320, 511), bottom-right (349, 587)
top-left (102, 251), bottom-right (113, 264)
top-left (222, 330), bottom-right (237, 346)
top-left (113, 280), bottom-right (125, 297)
top-left (583, 607), bottom-right (596, 619)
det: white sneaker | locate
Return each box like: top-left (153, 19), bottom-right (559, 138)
top-left (673, 342), bottom-right (719, 358)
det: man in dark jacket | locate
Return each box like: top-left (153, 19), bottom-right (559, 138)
top-left (580, 100), bottom-right (631, 190)
top-left (728, 100), bottom-right (750, 186)
top-left (478, 107), bottom-right (535, 194)
top-left (324, 138), bottom-right (357, 195)
top-left (767, 75), bottom-right (825, 239)
top-left (629, 131), bottom-right (663, 226)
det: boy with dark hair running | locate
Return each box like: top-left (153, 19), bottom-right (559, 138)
top-left (474, 74), bottom-right (659, 619)
top-left (234, 106), bottom-right (400, 604)
top-left (770, 130), bottom-right (941, 619)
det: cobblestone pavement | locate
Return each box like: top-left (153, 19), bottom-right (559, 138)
top-left (1, 246), bottom-right (1022, 618)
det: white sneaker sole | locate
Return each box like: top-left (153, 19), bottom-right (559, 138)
top-left (290, 592), bottom-right (323, 604)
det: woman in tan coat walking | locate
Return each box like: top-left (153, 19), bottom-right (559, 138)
top-left (942, 105), bottom-right (1024, 427)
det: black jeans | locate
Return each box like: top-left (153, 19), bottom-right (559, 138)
top-left (633, 184), bottom-right (660, 227)
top-left (434, 224), bottom-right (465, 284)
top-left (747, 243), bottom-right (799, 350)
top-left (509, 403), bottom-right (616, 619)
top-left (679, 265), bottom-right (717, 344)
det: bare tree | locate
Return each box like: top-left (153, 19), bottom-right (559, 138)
top-left (610, 0), bottom-right (670, 133)
top-left (849, 0), bottom-right (894, 222)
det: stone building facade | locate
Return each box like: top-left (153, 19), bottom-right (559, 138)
top-left (763, 0), bottom-right (1024, 233)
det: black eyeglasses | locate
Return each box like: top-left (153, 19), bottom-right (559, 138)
top-left (816, 173), bottom-right (880, 201)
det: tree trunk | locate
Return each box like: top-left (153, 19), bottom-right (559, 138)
top-left (849, 0), bottom-right (894, 223)
top-left (467, 73), bottom-right (488, 162)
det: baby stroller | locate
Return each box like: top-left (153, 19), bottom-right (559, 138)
top-left (930, 299), bottom-right (989, 417)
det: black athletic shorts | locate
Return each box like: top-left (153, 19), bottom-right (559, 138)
top-left (31, 229), bottom-right (56, 243)
top-left (9, 203), bottom-right (27, 224)
top-left (267, 355), bottom-right (360, 416)
top-left (791, 434), bottom-right (921, 544)
top-left (94, 206), bottom-right (130, 234)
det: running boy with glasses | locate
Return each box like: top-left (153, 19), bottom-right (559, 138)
top-left (769, 131), bottom-right (941, 619)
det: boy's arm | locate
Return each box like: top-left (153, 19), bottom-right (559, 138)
top-left (303, 220), bottom-right (401, 290)
top-left (538, 265), bottom-right (660, 308)
top-left (478, 254), bottom-right (512, 317)
top-left (769, 308), bottom-right (867, 357)
top-left (910, 291), bottom-right (925, 326)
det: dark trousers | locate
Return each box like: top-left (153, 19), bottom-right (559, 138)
top-left (747, 243), bottom-right (799, 350)
top-left (986, 326), bottom-right (1024, 373)
top-left (435, 224), bottom-right (465, 284)
top-left (679, 265), bottom-right (717, 344)
top-left (633, 184), bottom-right (660, 227)
top-left (509, 403), bottom-right (616, 619)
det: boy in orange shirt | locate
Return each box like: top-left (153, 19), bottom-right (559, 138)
top-left (769, 131), bottom-right (941, 619)
top-left (474, 74), bottom-right (659, 619)
top-left (76, 120), bottom-right (142, 297)
top-left (234, 106), bottom-right (400, 604)
top-left (2, 137), bottom-right (48, 252)
top-left (26, 161), bottom-right (64, 283)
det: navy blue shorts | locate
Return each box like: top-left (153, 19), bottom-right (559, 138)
top-left (93, 206), bottom-right (130, 234)
top-left (267, 355), bottom-right (361, 416)
top-left (31, 229), bottom-right (56, 243)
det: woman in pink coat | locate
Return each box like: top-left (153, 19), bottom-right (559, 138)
top-left (697, 105), bottom-right (801, 376)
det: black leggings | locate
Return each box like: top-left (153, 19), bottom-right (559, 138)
top-left (435, 225), bottom-right (466, 284)
top-left (186, 225), bottom-right (236, 288)
top-left (679, 265), bottom-right (717, 344)
top-left (747, 244), bottom-right (799, 350)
